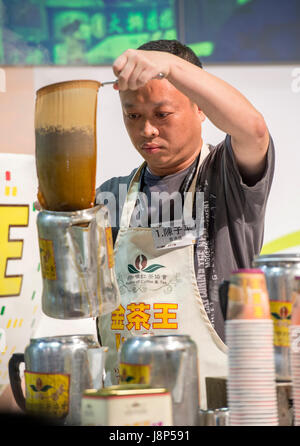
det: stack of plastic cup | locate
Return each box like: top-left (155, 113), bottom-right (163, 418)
top-left (290, 276), bottom-right (300, 425)
top-left (225, 269), bottom-right (279, 426)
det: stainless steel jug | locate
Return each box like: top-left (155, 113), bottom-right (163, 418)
top-left (119, 335), bottom-right (199, 426)
top-left (9, 334), bottom-right (107, 425)
top-left (37, 204), bottom-right (120, 319)
top-left (253, 253), bottom-right (300, 380)
top-left (198, 408), bottom-right (230, 426)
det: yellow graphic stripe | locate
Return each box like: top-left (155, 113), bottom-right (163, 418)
top-left (4, 186), bottom-right (17, 196)
top-left (261, 230), bottom-right (300, 255)
top-left (6, 318), bottom-right (24, 329)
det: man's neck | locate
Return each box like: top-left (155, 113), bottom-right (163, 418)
top-left (147, 147), bottom-right (202, 177)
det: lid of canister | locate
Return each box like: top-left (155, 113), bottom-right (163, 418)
top-left (83, 385), bottom-right (169, 398)
top-left (254, 253), bottom-right (300, 264)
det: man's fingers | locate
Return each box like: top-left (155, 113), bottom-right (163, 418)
top-left (112, 53), bottom-right (128, 78)
top-left (127, 65), bottom-right (149, 90)
top-left (117, 60), bottom-right (138, 90)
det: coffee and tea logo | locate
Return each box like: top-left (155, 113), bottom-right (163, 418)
top-left (28, 375), bottom-right (67, 404)
top-left (30, 377), bottom-right (53, 393)
top-left (271, 305), bottom-right (291, 320)
top-left (128, 255), bottom-right (165, 274)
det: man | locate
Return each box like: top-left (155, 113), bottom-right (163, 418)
top-left (96, 40), bottom-right (274, 408)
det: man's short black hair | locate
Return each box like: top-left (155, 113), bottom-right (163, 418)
top-left (137, 39), bottom-right (203, 69)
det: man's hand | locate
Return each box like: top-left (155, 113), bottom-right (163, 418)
top-left (112, 49), bottom-right (174, 91)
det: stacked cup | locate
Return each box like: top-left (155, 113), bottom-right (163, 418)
top-left (290, 276), bottom-right (300, 425)
top-left (225, 269), bottom-right (279, 426)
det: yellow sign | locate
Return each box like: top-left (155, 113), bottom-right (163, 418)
top-left (25, 371), bottom-right (70, 418)
top-left (39, 238), bottom-right (57, 280)
top-left (0, 205), bottom-right (29, 297)
top-left (270, 301), bottom-right (292, 347)
top-left (119, 363), bottom-right (151, 385)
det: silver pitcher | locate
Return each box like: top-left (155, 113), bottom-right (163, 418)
top-left (37, 204), bottom-right (120, 319)
top-left (9, 334), bottom-right (107, 425)
top-left (253, 253), bottom-right (300, 380)
top-left (119, 335), bottom-right (199, 426)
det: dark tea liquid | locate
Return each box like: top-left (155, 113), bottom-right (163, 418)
top-left (36, 128), bottom-right (96, 211)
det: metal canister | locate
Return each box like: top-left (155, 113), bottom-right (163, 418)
top-left (119, 334), bottom-right (199, 426)
top-left (215, 408), bottom-right (230, 425)
top-left (81, 385), bottom-right (173, 426)
top-left (253, 254), bottom-right (300, 380)
top-left (201, 409), bottom-right (216, 426)
top-left (37, 204), bottom-right (120, 319)
top-left (8, 334), bottom-right (107, 425)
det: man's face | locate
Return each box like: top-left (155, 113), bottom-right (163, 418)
top-left (119, 79), bottom-right (205, 176)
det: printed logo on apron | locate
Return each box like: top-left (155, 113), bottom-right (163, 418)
top-left (117, 254), bottom-right (180, 295)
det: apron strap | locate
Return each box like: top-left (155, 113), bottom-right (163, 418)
top-left (119, 162), bottom-right (146, 228)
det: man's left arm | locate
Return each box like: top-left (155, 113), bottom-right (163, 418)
top-left (164, 57), bottom-right (270, 186)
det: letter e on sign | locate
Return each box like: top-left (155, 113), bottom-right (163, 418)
top-left (0, 205), bottom-right (29, 297)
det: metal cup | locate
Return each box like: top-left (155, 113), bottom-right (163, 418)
top-left (37, 205), bottom-right (120, 319)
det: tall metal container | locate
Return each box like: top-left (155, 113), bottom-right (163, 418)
top-left (9, 334), bottom-right (107, 425)
top-left (37, 205), bottom-right (120, 319)
top-left (119, 335), bottom-right (199, 426)
top-left (253, 254), bottom-right (300, 380)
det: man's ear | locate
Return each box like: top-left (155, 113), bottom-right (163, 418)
top-left (197, 106), bottom-right (206, 123)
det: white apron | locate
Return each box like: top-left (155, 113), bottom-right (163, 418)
top-left (98, 145), bottom-right (228, 408)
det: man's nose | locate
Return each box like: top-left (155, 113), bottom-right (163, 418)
top-left (140, 120), bottom-right (159, 138)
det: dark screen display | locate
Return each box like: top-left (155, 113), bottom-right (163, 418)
top-left (0, 0), bottom-right (299, 65)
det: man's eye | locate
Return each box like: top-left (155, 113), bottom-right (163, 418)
top-left (127, 114), bottom-right (139, 119)
top-left (156, 112), bottom-right (170, 118)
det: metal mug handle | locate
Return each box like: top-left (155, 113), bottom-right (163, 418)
top-left (8, 353), bottom-right (26, 411)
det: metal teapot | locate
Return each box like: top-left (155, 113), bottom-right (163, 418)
top-left (9, 334), bottom-right (107, 425)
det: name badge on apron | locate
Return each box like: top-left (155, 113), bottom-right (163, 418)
top-left (151, 189), bottom-right (205, 250)
top-left (151, 223), bottom-right (200, 250)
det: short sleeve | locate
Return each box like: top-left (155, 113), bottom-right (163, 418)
top-left (222, 133), bottom-right (275, 223)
